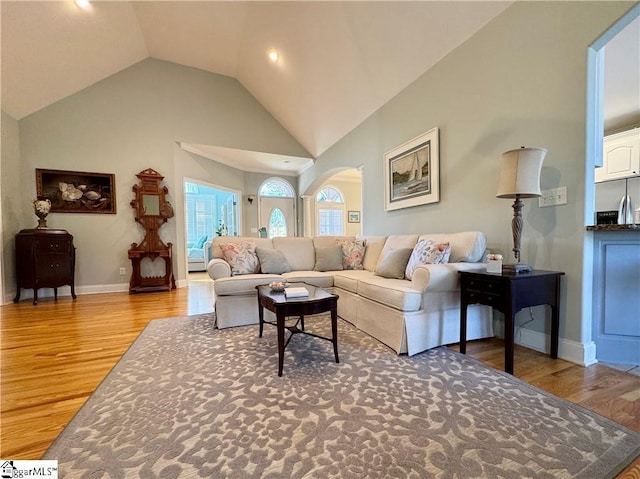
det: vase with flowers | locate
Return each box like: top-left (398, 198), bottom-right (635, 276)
top-left (33, 197), bottom-right (51, 229)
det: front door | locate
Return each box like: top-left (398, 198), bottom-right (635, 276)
top-left (259, 196), bottom-right (295, 237)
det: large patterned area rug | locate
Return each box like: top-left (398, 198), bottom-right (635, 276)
top-left (44, 314), bottom-right (639, 478)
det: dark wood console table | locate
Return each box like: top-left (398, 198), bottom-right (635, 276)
top-left (459, 270), bottom-right (564, 374)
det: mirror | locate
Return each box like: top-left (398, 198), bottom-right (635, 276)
top-left (143, 194), bottom-right (160, 216)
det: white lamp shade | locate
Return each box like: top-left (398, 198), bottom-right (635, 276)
top-left (496, 147), bottom-right (546, 198)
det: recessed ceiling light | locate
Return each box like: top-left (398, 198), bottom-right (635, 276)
top-left (75, 0), bottom-right (91, 9)
top-left (268, 49), bottom-right (279, 63)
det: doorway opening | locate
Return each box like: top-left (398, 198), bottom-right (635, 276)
top-left (585, 5), bottom-right (639, 367)
top-left (184, 179), bottom-right (240, 272)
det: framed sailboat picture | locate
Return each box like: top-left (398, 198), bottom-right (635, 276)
top-left (384, 127), bottom-right (439, 211)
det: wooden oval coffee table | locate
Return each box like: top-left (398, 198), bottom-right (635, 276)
top-left (256, 282), bottom-right (339, 377)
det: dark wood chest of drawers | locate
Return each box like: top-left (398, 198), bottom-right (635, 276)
top-left (14, 228), bottom-right (77, 305)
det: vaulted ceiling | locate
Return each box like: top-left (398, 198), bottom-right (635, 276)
top-left (1, 1), bottom-right (511, 165)
top-left (2, 1), bottom-right (637, 174)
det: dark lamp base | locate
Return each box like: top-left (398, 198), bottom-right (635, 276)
top-left (502, 263), bottom-right (533, 274)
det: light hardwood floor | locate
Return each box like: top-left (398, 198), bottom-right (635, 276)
top-left (1, 277), bottom-right (638, 477)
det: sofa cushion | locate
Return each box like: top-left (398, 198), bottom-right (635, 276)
top-left (336, 239), bottom-right (365, 270)
top-left (314, 245), bottom-right (344, 272)
top-left (361, 236), bottom-right (388, 272)
top-left (273, 237), bottom-right (315, 271)
top-left (356, 276), bottom-right (422, 312)
top-left (214, 274), bottom-right (285, 296)
top-left (405, 240), bottom-right (452, 280)
top-left (375, 248), bottom-right (413, 279)
top-left (219, 242), bottom-right (260, 275)
top-left (333, 270), bottom-right (372, 293)
top-left (281, 271), bottom-right (334, 289)
top-left (195, 234), bottom-right (208, 249)
top-left (418, 231), bottom-right (486, 263)
top-left (188, 248), bottom-right (204, 259)
top-left (256, 246), bottom-right (291, 274)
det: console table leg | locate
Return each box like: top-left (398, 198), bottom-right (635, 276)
top-left (331, 307), bottom-right (339, 364)
top-left (505, 307), bottom-right (515, 375)
top-left (460, 304), bottom-right (468, 354)
top-left (277, 313), bottom-right (285, 377)
top-left (550, 276), bottom-right (561, 359)
top-left (550, 305), bottom-right (560, 359)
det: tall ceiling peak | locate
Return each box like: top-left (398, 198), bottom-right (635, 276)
top-left (2, 1), bottom-right (512, 158)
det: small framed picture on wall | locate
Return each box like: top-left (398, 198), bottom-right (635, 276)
top-left (347, 210), bottom-right (361, 223)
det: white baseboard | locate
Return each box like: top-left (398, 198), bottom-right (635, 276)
top-left (494, 322), bottom-right (595, 367)
top-left (516, 328), bottom-right (595, 367)
top-left (4, 281), bottom-right (189, 305)
top-left (78, 283), bottom-right (131, 295)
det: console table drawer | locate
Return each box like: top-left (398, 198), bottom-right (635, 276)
top-left (461, 276), bottom-right (502, 294)
top-left (464, 290), bottom-right (502, 307)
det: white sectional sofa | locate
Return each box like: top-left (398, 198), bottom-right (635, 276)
top-left (206, 232), bottom-right (493, 356)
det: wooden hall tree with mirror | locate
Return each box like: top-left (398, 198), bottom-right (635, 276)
top-left (128, 168), bottom-right (176, 293)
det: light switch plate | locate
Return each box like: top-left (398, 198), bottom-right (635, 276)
top-left (539, 186), bottom-right (567, 207)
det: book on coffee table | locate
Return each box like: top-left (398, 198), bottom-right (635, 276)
top-left (285, 286), bottom-right (309, 298)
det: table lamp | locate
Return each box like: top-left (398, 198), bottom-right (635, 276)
top-left (496, 146), bottom-right (547, 273)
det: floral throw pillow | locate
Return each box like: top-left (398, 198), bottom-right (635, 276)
top-left (219, 242), bottom-right (259, 275)
top-left (405, 240), bottom-right (452, 280)
top-left (336, 239), bottom-right (365, 270)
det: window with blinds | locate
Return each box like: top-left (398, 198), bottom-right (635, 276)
top-left (185, 182), bottom-right (239, 245)
top-left (316, 186), bottom-right (345, 235)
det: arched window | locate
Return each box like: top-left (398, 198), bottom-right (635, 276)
top-left (259, 178), bottom-right (295, 198)
top-left (316, 186), bottom-right (345, 235)
top-left (268, 208), bottom-right (287, 238)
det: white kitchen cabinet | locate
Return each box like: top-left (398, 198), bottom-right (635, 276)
top-left (595, 128), bottom-right (640, 183)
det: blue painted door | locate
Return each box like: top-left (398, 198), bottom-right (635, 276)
top-left (592, 232), bottom-right (640, 364)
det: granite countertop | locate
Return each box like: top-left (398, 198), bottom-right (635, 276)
top-left (586, 224), bottom-right (640, 231)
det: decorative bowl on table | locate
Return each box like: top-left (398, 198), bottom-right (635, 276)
top-left (269, 281), bottom-right (287, 292)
